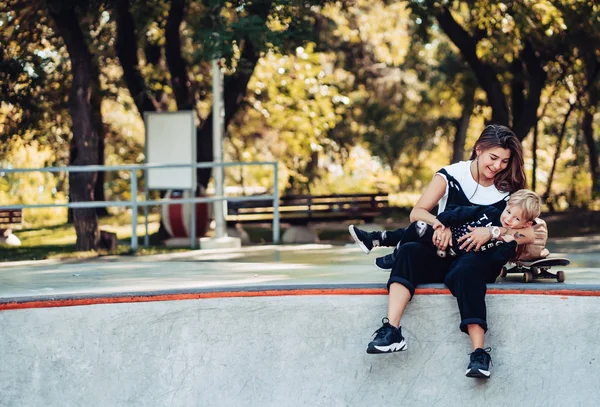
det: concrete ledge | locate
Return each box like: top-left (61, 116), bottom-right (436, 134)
top-left (1, 295), bottom-right (599, 406)
top-left (2, 282), bottom-right (600, 311)
top-left (199, 236), bottom-right (242, 250)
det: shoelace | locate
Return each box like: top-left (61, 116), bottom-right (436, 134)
top-left (372, 325), bottom-right (388, 339)
top-left (469, 347), bottom-right (493, 366)
top-left (372, 318), bottom-right (392, 339)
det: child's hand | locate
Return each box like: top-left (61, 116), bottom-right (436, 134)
top-left (503, 233), bottom-right (515, 243)
top-left (458, 226), bottom-right (491, 252)
top-left (432, 219), bottom-right (445, 230)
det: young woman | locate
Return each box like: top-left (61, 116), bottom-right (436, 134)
top-left (350, 124), bottom-right (534, 379)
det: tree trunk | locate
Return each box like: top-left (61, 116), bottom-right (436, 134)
top-left (582, 53), bottom-right (600, 200)
top-left (435, 6), bottom-right (509, 126)
top-left (582, 101), bottom-right (600, 199)
top-left (532, 89), bottom-right (558, 193)
top-left (114, 0), bottom-right (159, 116)
top-left (435, 7), bottom-right (547, 141)
top-left (543, 101), bottom-right (577, 206)
top-left (532, 119), bottom-right (539, 192)
top-left (94, 135), bottom-right (108, 217)
top-left (165, 0), bottom-right (194, 111)
top-left (511, 41), bottom-right (546, 142)
top-left (91, 56), bottom-right (108, 217)
top-left (451, 79), bottom-right (475, 163)
top-left (48, 2), bottom-right (100, 250)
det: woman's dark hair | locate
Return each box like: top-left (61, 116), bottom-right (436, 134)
top-left (469, 124), bottom-right (527, 193)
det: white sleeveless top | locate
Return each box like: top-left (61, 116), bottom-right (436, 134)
top-left (435, 160), bottom-right (509, 214)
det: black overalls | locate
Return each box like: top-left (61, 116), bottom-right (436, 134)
top-left (386, 169), bottom-right (511, 334)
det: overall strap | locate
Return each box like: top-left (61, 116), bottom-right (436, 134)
top-left (437, 168), bottom-right (509, 210)
top-left (437, 168), bottom-right (473, 207)
top-left (490, 195), bottom-right (510, 211)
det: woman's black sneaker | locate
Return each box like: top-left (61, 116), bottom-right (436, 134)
top-left (348, 225), bottom-right (381, 254)
top-left (465, 347), bottom-right (492, 378)
top-left (375, 253), bottom-right (396, 270)
top-left (366, 318), bottom-right (407, 354)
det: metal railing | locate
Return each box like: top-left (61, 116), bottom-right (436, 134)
top-left (0, 161), bottom-right (280, 250)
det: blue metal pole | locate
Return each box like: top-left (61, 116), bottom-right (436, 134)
top-left (131, 170), bottom-right (138, 251)
top-left (273, 162), bottom-right (280, 244)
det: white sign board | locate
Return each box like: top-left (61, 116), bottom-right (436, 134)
top-left (144, 111), bottom-right (196, 190)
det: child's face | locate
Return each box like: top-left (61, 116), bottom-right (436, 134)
top-left (500, 204), bottom-right (532, 229)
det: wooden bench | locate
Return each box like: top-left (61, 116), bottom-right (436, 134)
top-left (0, 208), bottom-right (23, 237)
top-left (226, 193), bottom-right (389, 226)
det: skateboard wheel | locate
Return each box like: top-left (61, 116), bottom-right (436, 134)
top-left (557, 270), bottom-right (566, 283)
top-left (523, 271), bottom-right (533, 283)
top-left (500, 267), bottom-right (507, 278)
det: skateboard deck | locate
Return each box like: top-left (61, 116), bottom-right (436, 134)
top-left (501, 255), bottom-right (570, 283)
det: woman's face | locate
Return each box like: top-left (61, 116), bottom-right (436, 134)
top-left (477, 147), bottom-right (511, 180)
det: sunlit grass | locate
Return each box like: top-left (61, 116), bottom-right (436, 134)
top-left (0, 213), bottom-right (189, 262)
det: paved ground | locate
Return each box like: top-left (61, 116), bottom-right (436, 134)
top-left (1, 235), bottom-right (599, 302)
top-left (0, 235), bottom-right (599, 406)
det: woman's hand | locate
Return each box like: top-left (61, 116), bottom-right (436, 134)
top-left (457, 226), bottom-right (491, 252)
top-left (432, 226), bottom-right (452, 251)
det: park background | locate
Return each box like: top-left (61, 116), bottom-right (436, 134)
top-left (1, 0), bottom-right (600, 260)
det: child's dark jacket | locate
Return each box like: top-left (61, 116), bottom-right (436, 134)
top-left (436, 204), bottom-right (517, 263)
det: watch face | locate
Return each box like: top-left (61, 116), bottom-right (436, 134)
top-left (492, 227), bottom-right (501, 239)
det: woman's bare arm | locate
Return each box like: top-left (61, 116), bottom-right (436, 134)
top-left (410, 175), bottom-right (453, 250)
top-left (409, 174), bottom-right (447, 224)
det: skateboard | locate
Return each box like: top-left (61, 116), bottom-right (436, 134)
top-left (500, 255), bottom-right (570, 283)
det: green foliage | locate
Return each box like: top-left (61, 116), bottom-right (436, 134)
top-left (2, 0), bottom-right (600, 231)
top-left (193, 0), bottom-right (326, 66)
top-left (0, 1), bottom-right (72, 164)
top-left (226, 44), bottom-right (353, 193)
top-left (0, 140), bottom-right (68, 226)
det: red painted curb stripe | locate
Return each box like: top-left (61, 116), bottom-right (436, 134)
top-left (1, 287), bottom-right (599, 312)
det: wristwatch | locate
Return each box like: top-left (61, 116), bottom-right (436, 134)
top-left (489, 226), bottom-right (501, 239)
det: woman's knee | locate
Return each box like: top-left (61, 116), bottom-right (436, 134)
top-left (387, 277), bottom-right (415, 299)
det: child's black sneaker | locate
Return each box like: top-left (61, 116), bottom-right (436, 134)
top-left (348, 225), bottom-right (381, 254)
top-left (366, 318), bottom-right (407, 354)
top-left (375, 252), bottom-right (396, 270)
top-left (465, 347), bottom-right (492, 378)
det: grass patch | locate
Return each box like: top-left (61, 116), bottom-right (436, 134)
top-left (0, 213), bottom-right (189, 262)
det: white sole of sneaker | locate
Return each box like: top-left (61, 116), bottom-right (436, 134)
top-left (465, 368), bottom-right (490, 378)
top-left (374, 259), bottom-right (392, 271)
top-left (348, 225), bottom-right (371, 254)
top-left (367, 341), bottom-right (407, 354)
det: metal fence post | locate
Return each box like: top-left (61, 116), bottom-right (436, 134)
top-left (131, 169), bottom-right (138, 251)
top-left (272, 162), bottom-right (280, 244)
top-left (190, 186), bottom-right (197, 249)
top-left (144, 168), bottom-right (149, 248)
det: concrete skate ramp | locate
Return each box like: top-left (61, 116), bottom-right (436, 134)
top-left (1, 292), bottom-right (599, 406)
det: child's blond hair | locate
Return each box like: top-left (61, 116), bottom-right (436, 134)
top-left (508, 189), bottom-right (542, 222)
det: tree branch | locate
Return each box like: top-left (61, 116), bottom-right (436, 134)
top-left (434, 6), bottom-right (509, 125)
top-left (114, 0), bottom-right (159, 117)
top-left (165, 0), bottom-right (193, 110)
top-left (512, 40), bottom-right (546, 141)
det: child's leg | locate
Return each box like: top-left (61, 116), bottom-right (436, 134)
top-left (375, 222), bottom-right (435, 269)
top-left (380, 227), bottom-right (407, 246)
top-left (398, 221), bottom-right (433, 245)
top-left (349, 225), bottom-right (409, 254)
